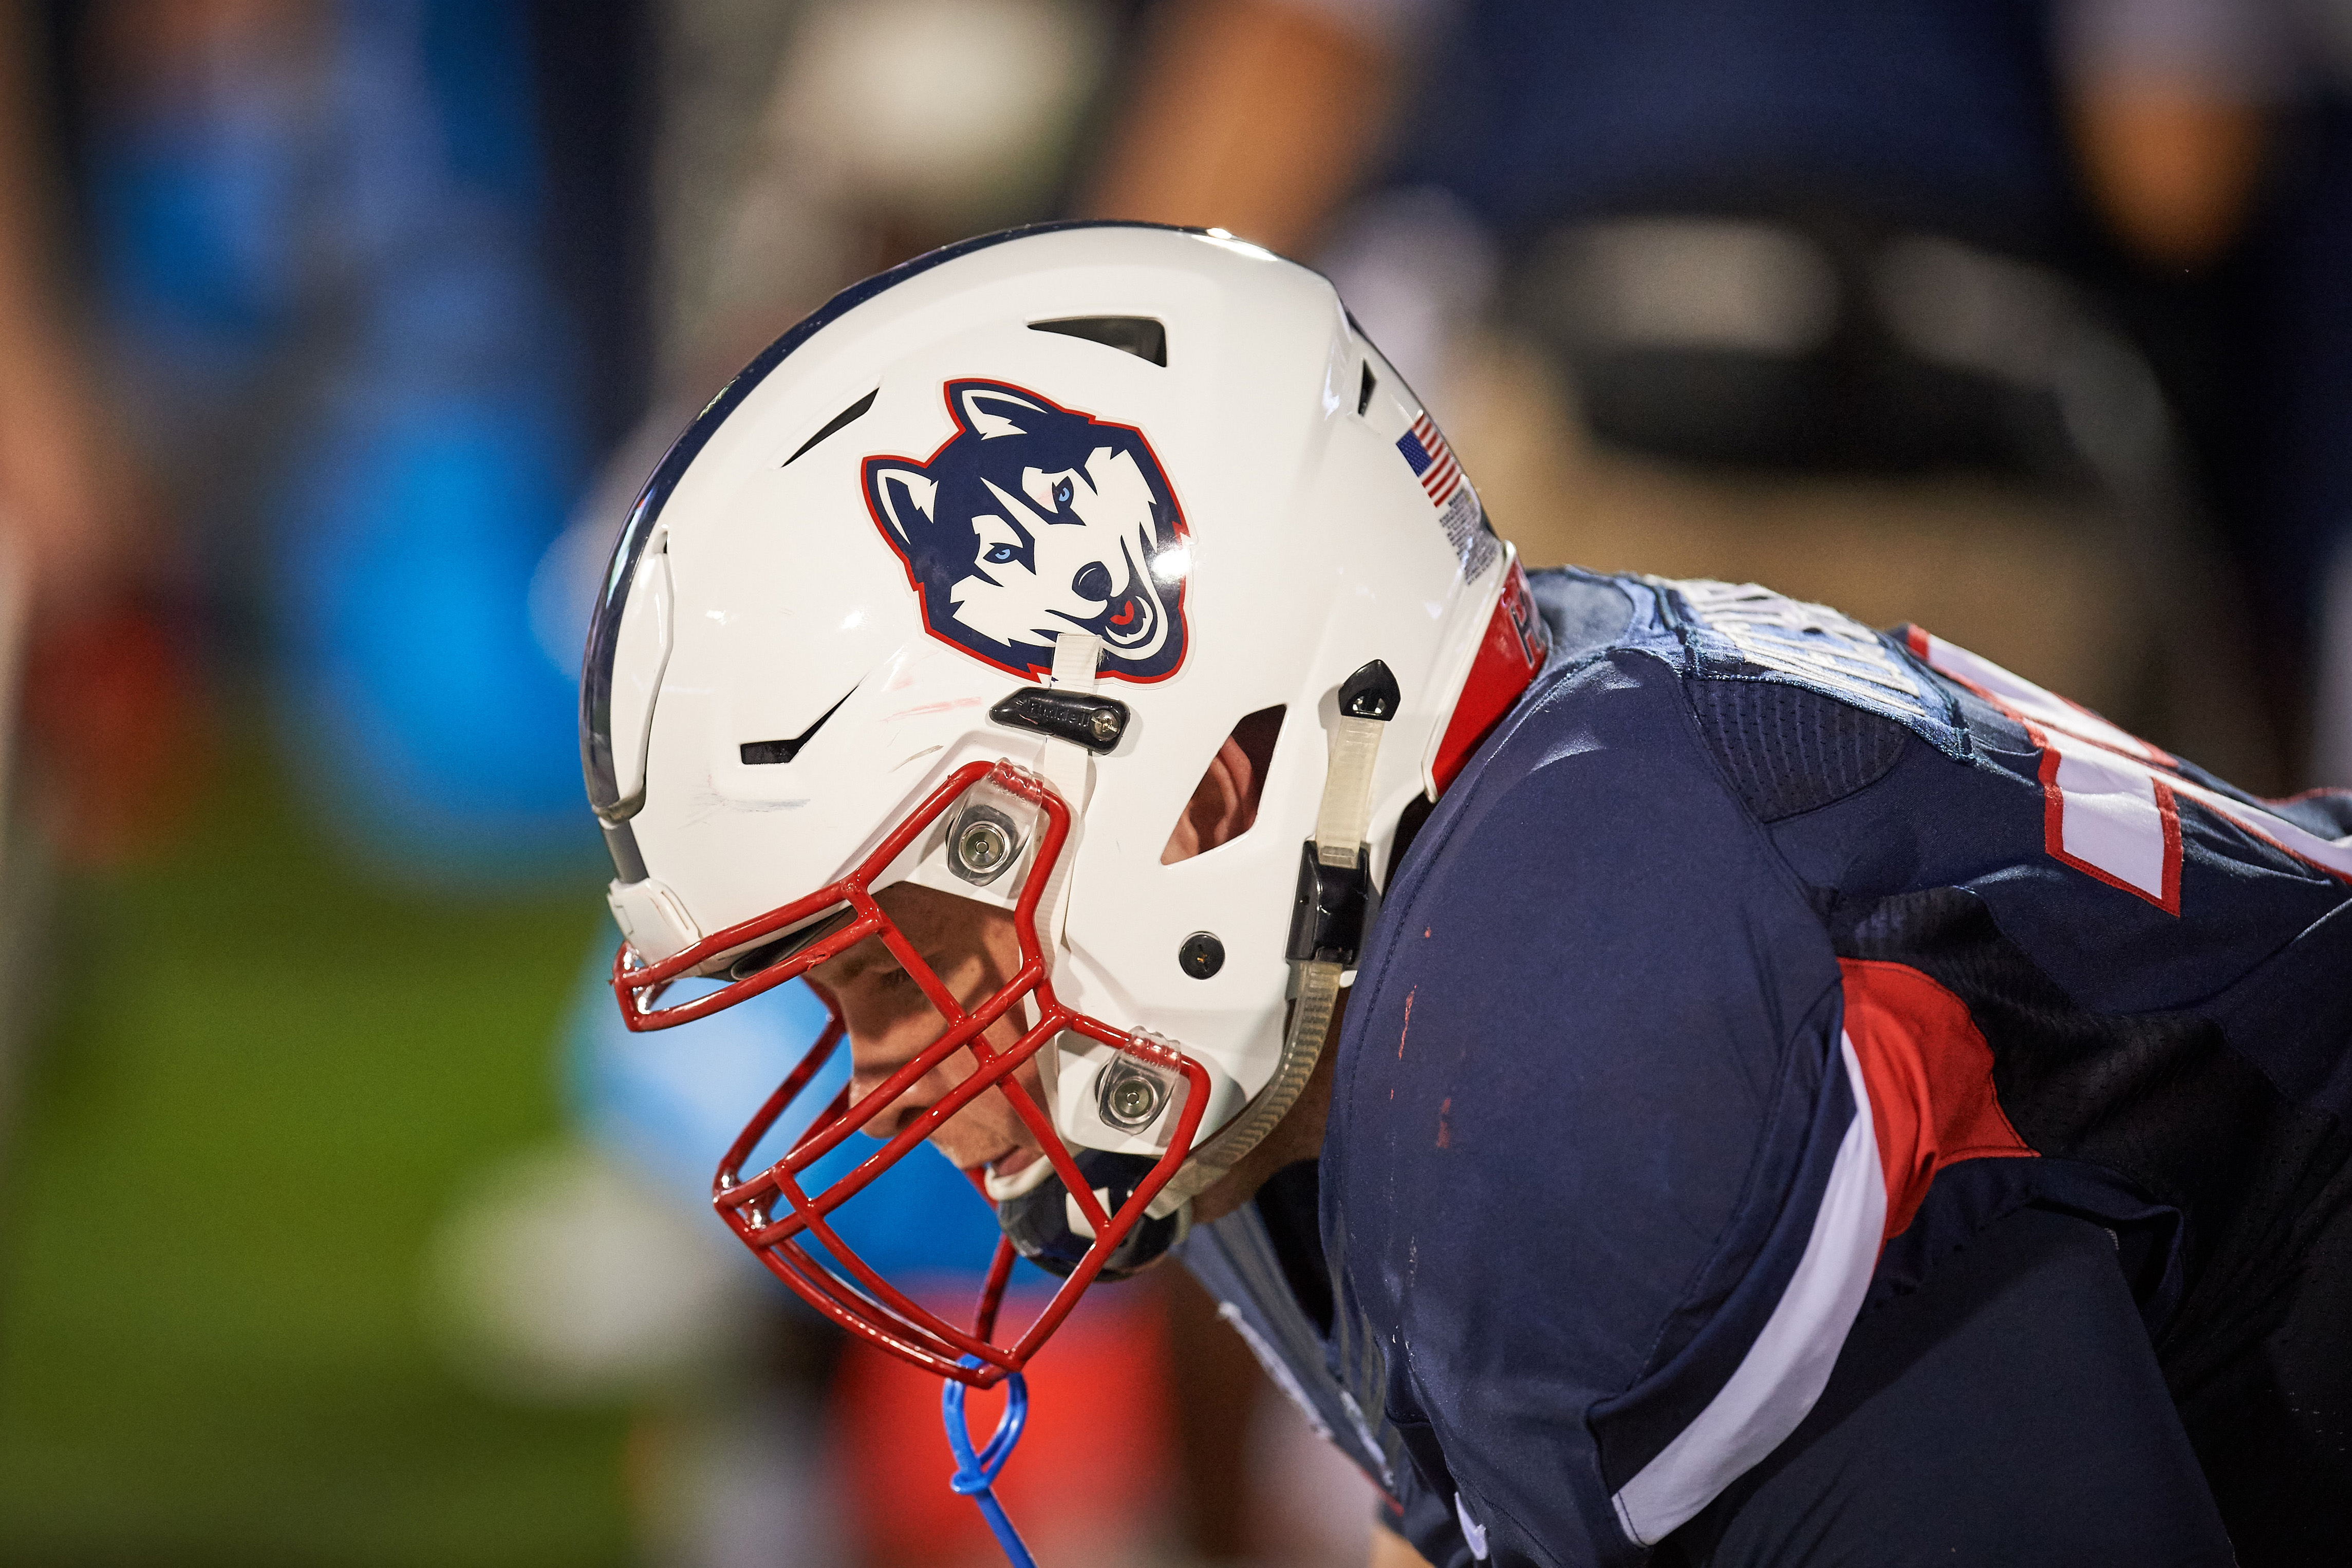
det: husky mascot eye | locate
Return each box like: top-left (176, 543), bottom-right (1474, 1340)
top-left (863, 380), bottom-right (1190, 682)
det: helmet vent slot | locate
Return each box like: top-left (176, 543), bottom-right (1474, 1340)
top-left (1027, 316), bottom-right (1167, 367)
top-left (1357, 361), bottom-right (1377, 416)
top-left (741, 687), bottom-right (854, 765)
top-left (1162, 705), bottom-right (1284, 864)
top-left (782, 389), bottom-right (878, 466)
top-left (719, 905), bottom-right (857, 981)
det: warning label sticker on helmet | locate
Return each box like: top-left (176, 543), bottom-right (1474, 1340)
top-left (1395, 412), bottom-right (1499, 580)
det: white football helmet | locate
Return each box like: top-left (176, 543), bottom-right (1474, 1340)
top-left (584, 222), bottom-right (1547, 1383)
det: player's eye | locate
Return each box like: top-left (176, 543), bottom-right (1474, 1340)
top-left (1052, 477), bottom-right (1074, 510)
top-left (983, 544), bottom-right (1019, 564)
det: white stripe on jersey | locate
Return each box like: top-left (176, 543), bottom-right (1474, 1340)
top-left (1609, 1033), bottom-right (1887, 1545)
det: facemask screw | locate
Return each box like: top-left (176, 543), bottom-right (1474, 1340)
top-left (1178, 931), bottom-right (1224, 979)
top-left (1110, 1076), bottom-right (1160, 1124)
top-left (1097, 1054), bottom-right (1170, 1131)
top-left (959, 820), bottom-right (1009, 872)
top-left (1088, 705), bottom-right (1121, 745)
top-left (947, 804), bottom-right (1022, 885)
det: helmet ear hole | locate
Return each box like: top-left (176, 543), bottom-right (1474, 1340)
top-left (1161, 705), bottom-right (1284, 864)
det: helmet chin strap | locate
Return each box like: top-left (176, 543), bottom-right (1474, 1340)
top-left (1152, 660), bottom-right (1399, 1211)
top-left (1025, 643), bottom-right (1397, 1216)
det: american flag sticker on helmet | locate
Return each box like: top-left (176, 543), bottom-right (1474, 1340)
top-left (1396, 412), bottom-right (1498, 579)
top-left (1396, 413), bottom-right (1462, 505)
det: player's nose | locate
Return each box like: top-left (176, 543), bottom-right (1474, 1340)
top-left (850, 1068), bottom-right (938, 1144)
top-left (846, 1019), bottom-right (956, 1141)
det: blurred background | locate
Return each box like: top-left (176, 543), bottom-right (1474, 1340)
top-left (0, 1), bottom-right (2344, 1564)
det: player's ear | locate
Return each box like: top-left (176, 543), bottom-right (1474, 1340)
top-left (1162, 706), bottom-right (1282, 863)
top-left (865, 463), bottom-right (937, 546)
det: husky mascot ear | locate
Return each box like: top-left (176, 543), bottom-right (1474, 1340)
top-left (953, 383), bottom-right (1050, 440)
top-left (865, 465), bottom-right (939, 552)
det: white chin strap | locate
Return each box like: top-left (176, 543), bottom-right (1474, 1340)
top-left (1153, 663), bottom-right (1396, 1211)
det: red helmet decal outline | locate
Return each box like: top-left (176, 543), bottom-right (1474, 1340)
top-left (863, 380), bottom-right (1191, 683)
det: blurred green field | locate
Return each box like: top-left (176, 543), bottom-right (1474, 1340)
top-left (0, 752), bottom-right (633, 1567)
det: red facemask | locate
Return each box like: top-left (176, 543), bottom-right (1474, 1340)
top-left (611, 759), bottom-right (1212, 1386)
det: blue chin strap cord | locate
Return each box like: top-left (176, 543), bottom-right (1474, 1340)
top-left (942, 1354), bottom-right (1038, 1567)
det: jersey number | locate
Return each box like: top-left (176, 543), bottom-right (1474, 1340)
top-left (1906, 629), bottom-right (2352, 912)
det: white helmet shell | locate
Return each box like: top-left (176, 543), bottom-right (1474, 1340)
top-left (587, 222), bottom-right (1538, 1158)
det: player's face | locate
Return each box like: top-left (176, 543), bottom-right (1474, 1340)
top-left (806, 881), bottom-right (1047, 1183)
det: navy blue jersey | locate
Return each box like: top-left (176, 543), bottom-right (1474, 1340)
top-left (1181, 568), bottom-right (2352, 1566)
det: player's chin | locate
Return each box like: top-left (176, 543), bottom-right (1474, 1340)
top-left (983, 1144), bottom-right (1040, 1182)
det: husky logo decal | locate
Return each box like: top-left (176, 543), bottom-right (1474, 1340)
top-left (863, 380), bottom-right (1189, 681)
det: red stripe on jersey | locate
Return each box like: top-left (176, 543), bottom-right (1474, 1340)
top-left (1838, 958), bottom-right (2035, 1242)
